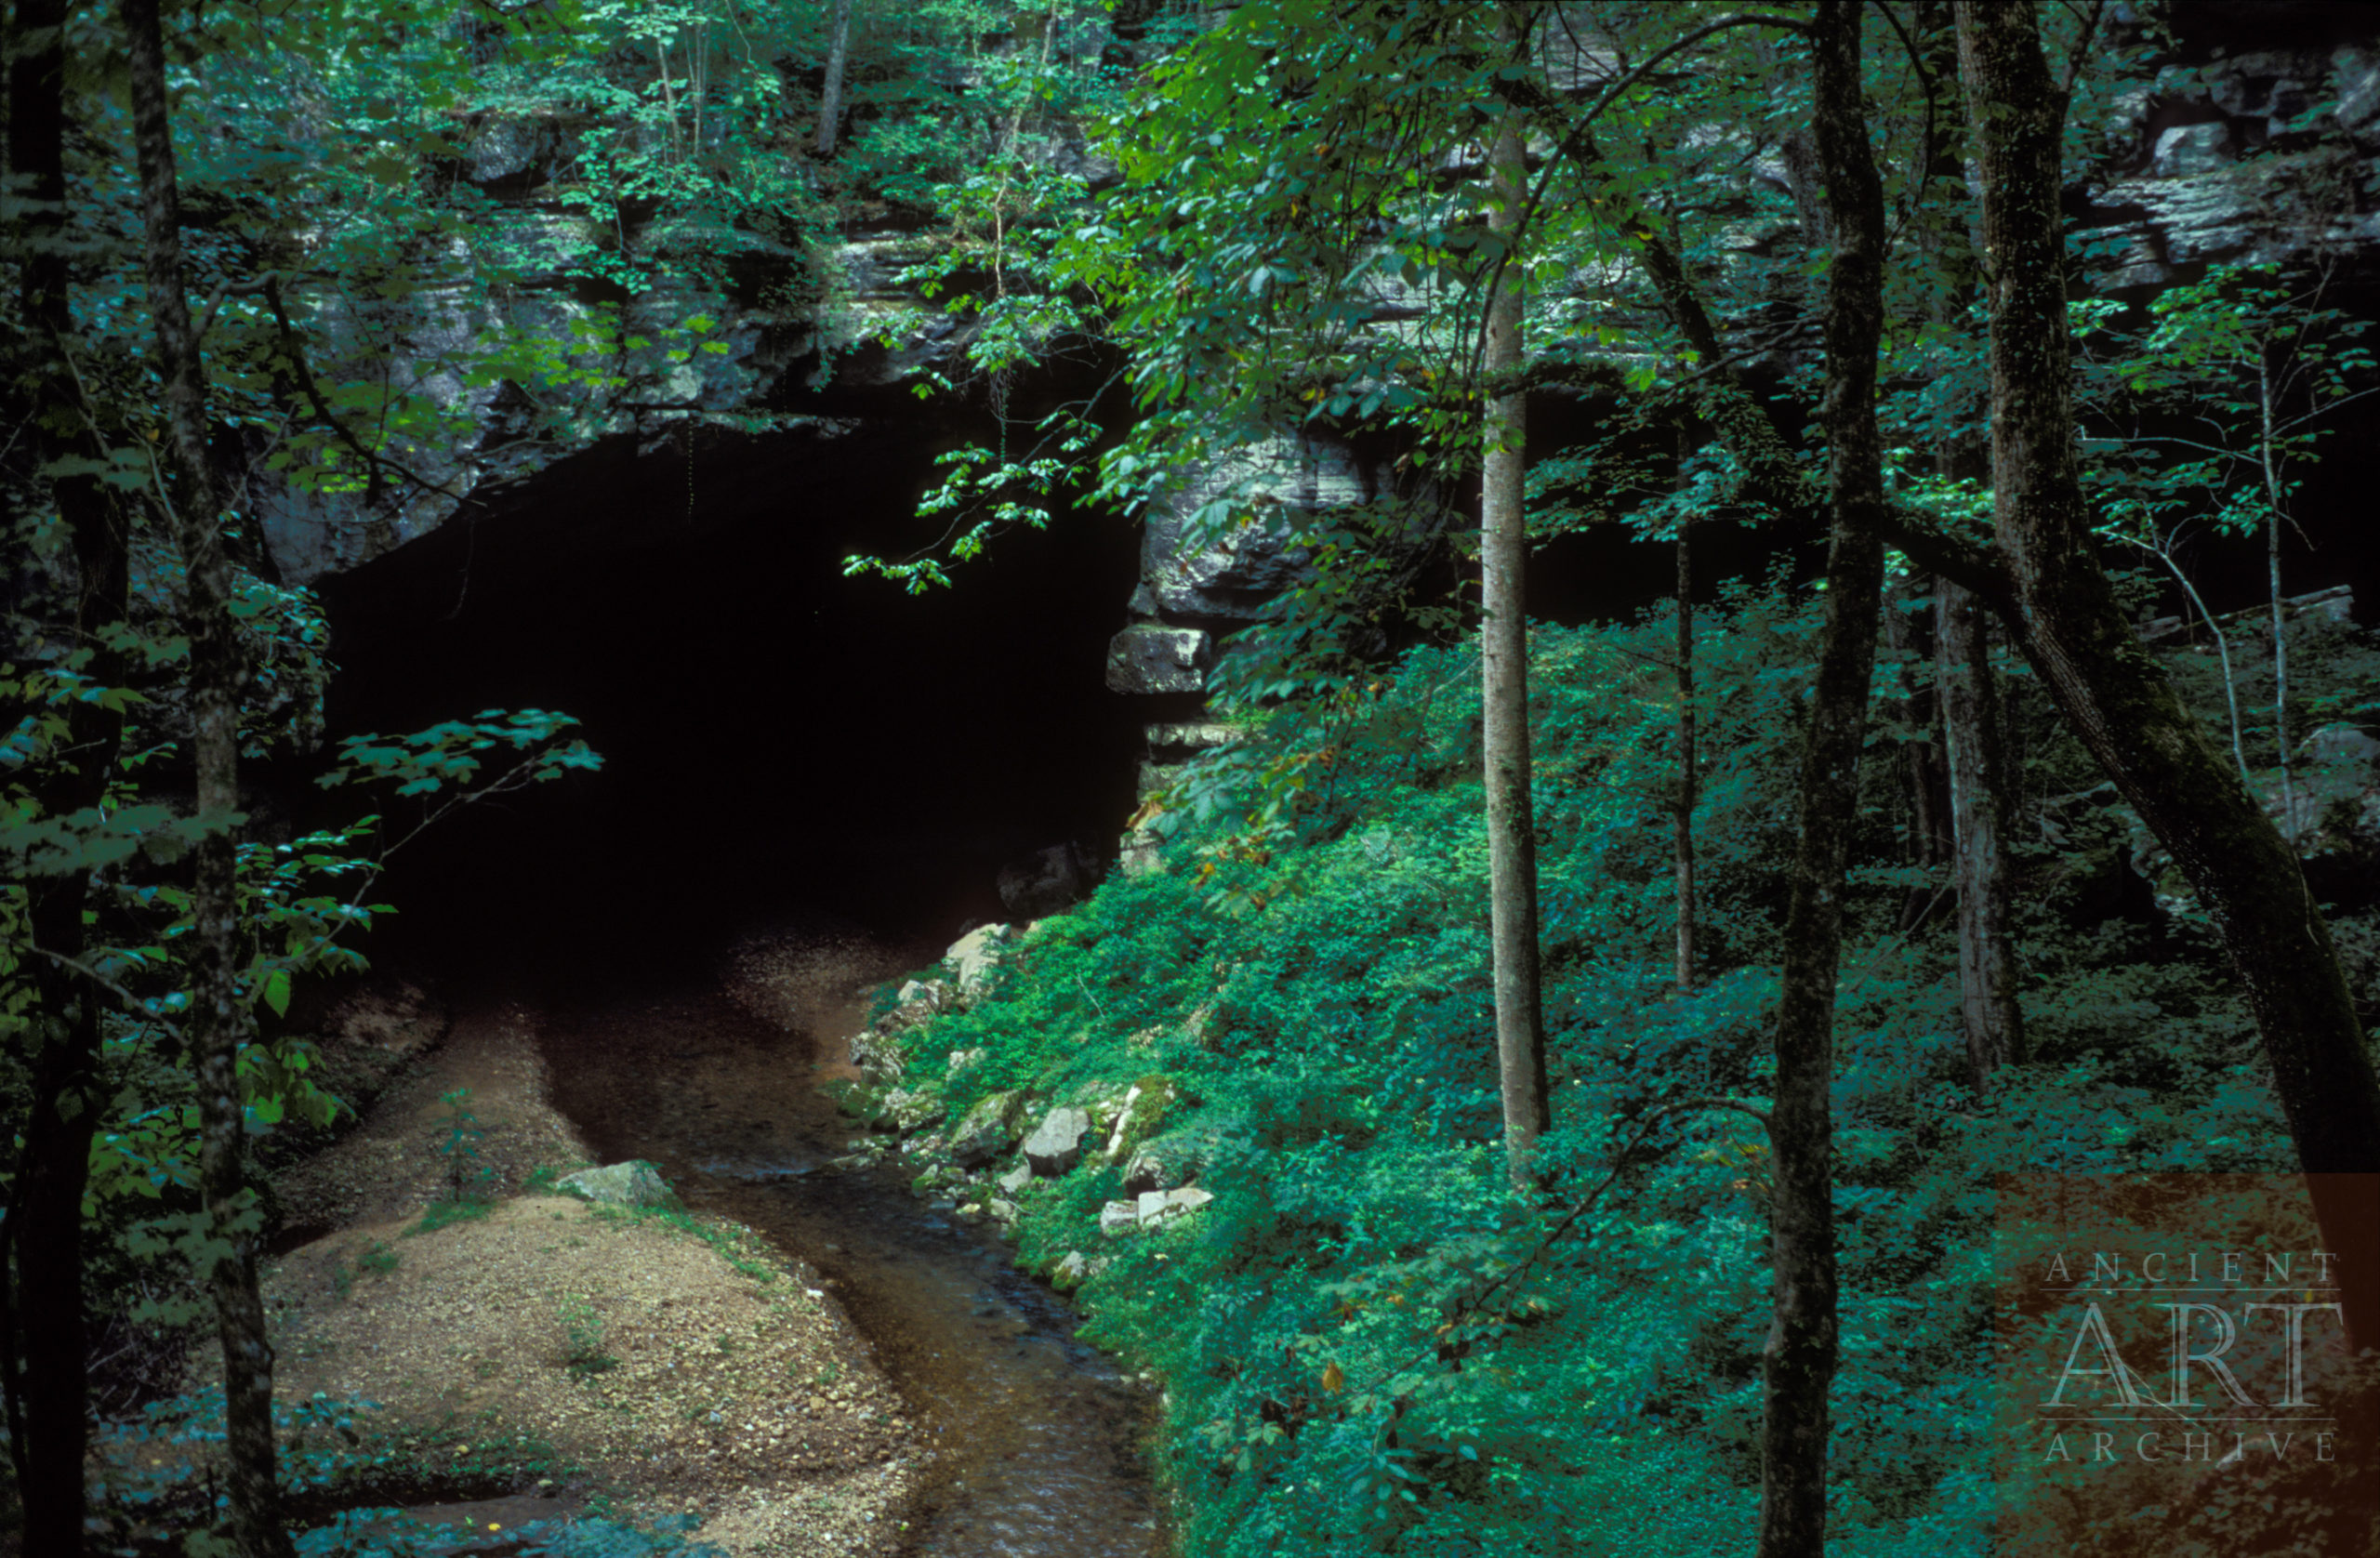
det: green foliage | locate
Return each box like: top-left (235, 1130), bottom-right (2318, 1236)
top-left (582, 1201), bottom-right (779, 1286)
top-left (405, 1197), bottom-right (496, 1237)
top-left (435, 1087), bottom-right (492, 1203)
top-left (319, 710), bottom-right (602, 799)
top-left (560, 1296), bottom-right (621, 1379)
top-left (2088, 264), bottom-right (2376, 566)
top-left (331, 1239), bottom-right (401, 1302)
top-left (887, 561), bottom-right (2379, 1554)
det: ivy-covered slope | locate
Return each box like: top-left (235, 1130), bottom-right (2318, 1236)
top-left (833, 581), bottom-right (2380, 1556)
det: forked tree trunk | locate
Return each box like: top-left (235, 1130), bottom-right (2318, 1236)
top-left (1955, 0), bottom-right (2380, 1348)
top-left (1756, 5), bottom-right (1886, 1553)
top-left (5, 4), bottom-right (131, 1551)
top-left (125, 3), bottom-right (292, 1551)
top-left (1937, 577), bottom-right (2025, 1085)
top-left (1481, 0), bottom-right (1549, 1188)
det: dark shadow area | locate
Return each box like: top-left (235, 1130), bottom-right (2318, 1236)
top-left (313, 405), bottom-right (1145, 982)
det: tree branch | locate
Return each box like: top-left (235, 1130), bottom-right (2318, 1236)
top-left (1875, 505), bottom-right (2015, 609)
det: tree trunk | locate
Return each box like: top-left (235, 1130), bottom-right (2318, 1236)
top-left (1756, 6), bottom-right (1885, 1553)
top-left (1882, 584), bottom-right (1950, 934)
top-left (1675, 504), bottom-right (1698, 993)
top-left (4, 2), bottom-right (131, 1550)
top-left (124, 3), bottom-right (292, 1551)
top-left (816, 0), bottom-right (853, 157)
top-left (1937, 576), bottom-right (2025, 1086)
top-left (1481, 1), bottom-right (1549, 1189)
top-left (2261, 356), bottom-right (2294, 840)
top-left (1955, 0), bottom-right (2380, 1349)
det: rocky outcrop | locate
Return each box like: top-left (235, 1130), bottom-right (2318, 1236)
top-left (2065, 36), bottom-right (2380, 292)
top-left (250, 73), bottom-right (1017, 591)
top-left (1136, 437), bottom-right (1363, 621)
top-left (1104, 623), bottom-right (1212, 694)
top-left (881, 1088), bottom-right (946, 1134)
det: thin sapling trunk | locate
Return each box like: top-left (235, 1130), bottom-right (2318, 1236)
top-left (1481, 0), bottom-right (1551, 1188)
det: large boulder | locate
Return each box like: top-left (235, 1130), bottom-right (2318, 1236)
top-left (998, 842), bottom-right (1100, 920)
top-left (947, 1089), bottom-right (1030, 1168)
top-left (1024, 1105), bottom-right (1095, 1177)
top-left (558, 1161), bottom-right (681, 1209)
top-left (944, 924), bottom-right (1012, 1003)
top-left (821, 1077), bottom-right (887, 1127)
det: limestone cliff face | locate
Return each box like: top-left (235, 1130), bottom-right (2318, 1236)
top-left (254, 195), bottom-right (970, 588)
top-left (2085, 28), bottom-right (2380, 291)
top-left (1097, 12), bottom-right (2380, 702)
top-left (281, 6), bottom-right (2380, 679)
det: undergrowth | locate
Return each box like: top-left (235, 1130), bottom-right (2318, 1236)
top-left (888, 578), bottom-right (2380, 1556)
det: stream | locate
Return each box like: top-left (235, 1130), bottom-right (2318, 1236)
top-left (524, 919), bottom-right (1162, 1557)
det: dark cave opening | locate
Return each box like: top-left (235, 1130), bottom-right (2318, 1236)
top-left (301, 339), bottom-right (2378, 989)
top-left (311, 407), bottom-right (1147, 981)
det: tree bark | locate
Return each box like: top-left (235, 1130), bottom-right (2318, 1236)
top-left (1756, 6), bottom-right (1885, 1553)
top-left (1882, 584), bottom-right (1950, 934)
top-left (1955, 0), bottom-right (2380, 1348)
top-left (4, 5), bottom-right (131, 1551)
top-left (1937, 576), bottom-right (2025, 1085)
top-left (123, 3), bottom-right (292, 1551)
top-left (1481, 1), bottom-right (1549, 1189)
top-left (815, 0), bottom-right (853, 157)
top-left (1675, 503), bottom-right (1697, 993)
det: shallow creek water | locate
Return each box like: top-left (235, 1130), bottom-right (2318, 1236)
top-left (529, 928), bottom-right (1161, 1557)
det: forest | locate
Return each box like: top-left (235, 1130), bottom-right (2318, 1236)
top-left (6, 0), bottom-right (2380, 1554)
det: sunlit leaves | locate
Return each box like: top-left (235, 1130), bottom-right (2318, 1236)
top-left (316, 708), bottom-right (602, 796)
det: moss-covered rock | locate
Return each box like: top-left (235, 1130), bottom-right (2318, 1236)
top-left (947, 1089), bottom-right (1030, 1168)
top-left (882, 1086), bottom-right (946, 1133)
top-left (558, 1161), bottom-right (681, 1210)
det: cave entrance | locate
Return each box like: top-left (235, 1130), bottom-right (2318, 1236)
top-left (314, 407), bottom-right (1144, 980)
